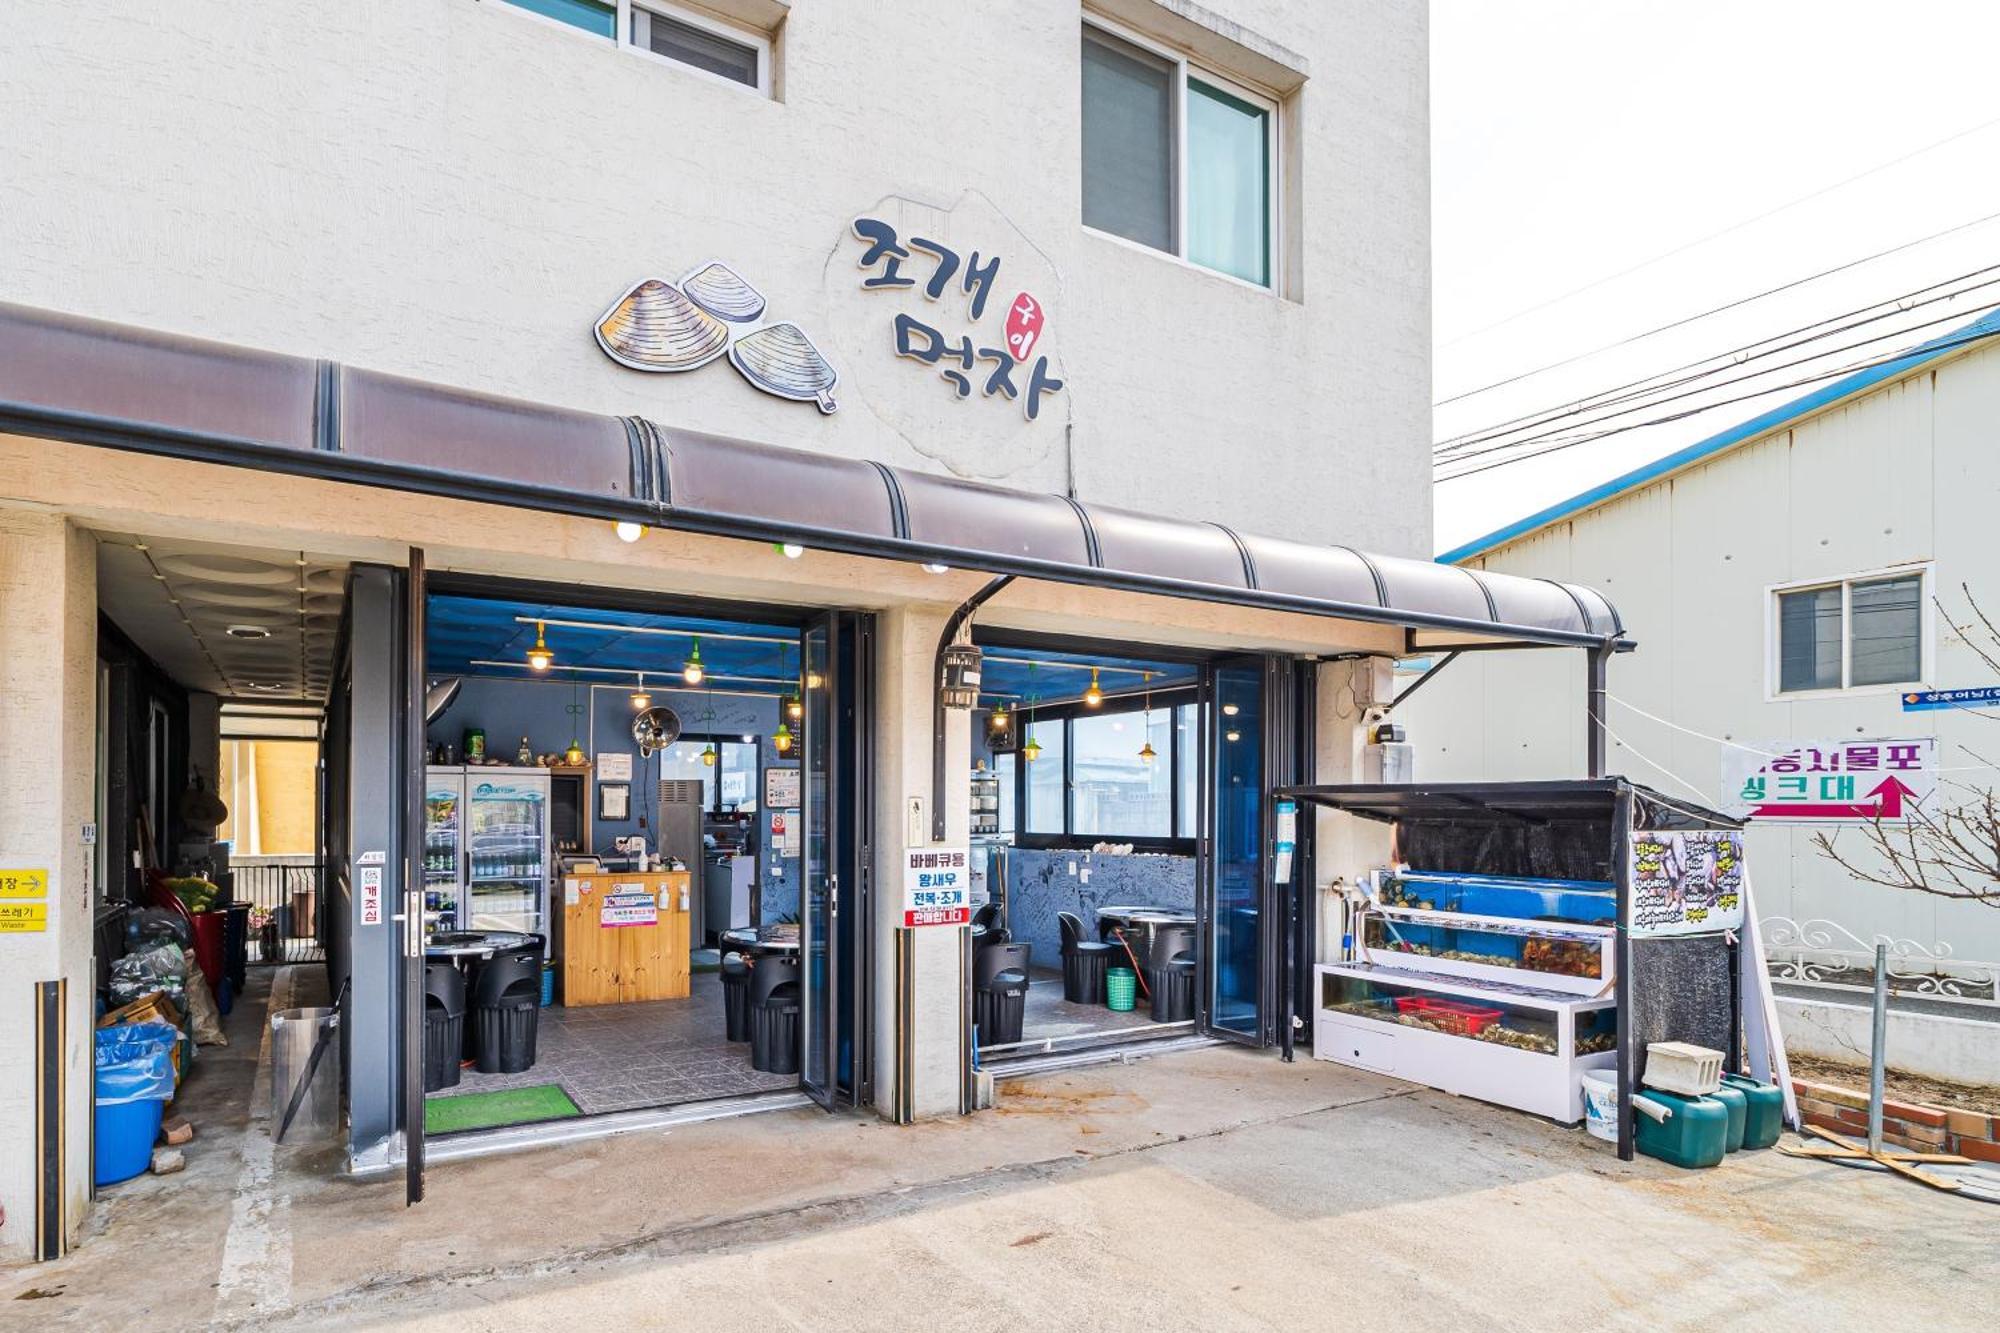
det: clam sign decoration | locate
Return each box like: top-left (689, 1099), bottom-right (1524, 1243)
top-left (595, 260), bottom-right (841, 413)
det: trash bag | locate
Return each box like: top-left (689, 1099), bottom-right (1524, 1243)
top-left (109, 941), bottom-right (188, 1009)
top-left (94, 1022), bottom-right (180, 1105)
top-left (184, 967), bottom-right (228, 1047)
top-left (127, 907), bottom-right (191, 950)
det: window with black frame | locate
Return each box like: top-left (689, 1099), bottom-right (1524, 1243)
top-left (1014, 694), bottom-right (1200, 849)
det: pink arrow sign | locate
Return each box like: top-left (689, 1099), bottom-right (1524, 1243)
top-left (1750, 775), bottom-right (1917, 821)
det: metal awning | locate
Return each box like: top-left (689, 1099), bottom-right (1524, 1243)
top-left (0, 300), bottom-right (1626, 650)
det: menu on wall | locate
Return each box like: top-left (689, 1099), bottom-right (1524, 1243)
top-left (1627, 830), bottom-right (1746, 938)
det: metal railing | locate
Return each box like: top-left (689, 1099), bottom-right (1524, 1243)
top-left (1762, 914), bottom-right (1998, 1008)
top-left (234, 858), bottom-right (325, 965)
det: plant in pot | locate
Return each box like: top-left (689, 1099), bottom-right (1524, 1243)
top-left (250, 905), bottom-right (278, 961)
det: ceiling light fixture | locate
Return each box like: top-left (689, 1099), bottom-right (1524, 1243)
top-left (1138, 672), bottom-right (1157, 764)
top-left (1083, 667), bottom-right (1103, 709)
top-left (989, 700), bottom-right (1009, 731)
top-left (1222, 702), bottom-right (1240, 717)
top-left (778, 542), bottom-right (805, 559)
top-left (1022, 665), bottom-right (1042, 761)
top-left (921, 563), bottom-right (949, 574)
top-left (682, 637), bottom-right (705, 685)
top-left (630, 672), bottom-right (651, 711)
top-left (785, 693), bottom-right (803, 721)
top-left (614, 520), bottom-right (647, 543)
top-left (526, 620), bottom-right (554, 672)
top-left (773, 721), bottom-right (794, 754)
top-left (225, 625), bottom-right (271, 640)
top-left (702, 742), bottom-right (718, 767)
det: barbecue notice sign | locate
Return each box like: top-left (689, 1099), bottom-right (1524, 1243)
top-left (902, 846), bottom-right (970, 927)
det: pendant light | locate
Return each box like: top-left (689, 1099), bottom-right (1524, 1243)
top-left (702, 742), bottom-right (718, 767)
top-left (563, 679), bottom-right (586, 765)
top-left (629, 671), bottom-right (651, 711)
top-left (786, 693), bottom-right (804, 721)
top-left (614, 520), bottom-right (647, 543)
top-left (1137, 672), bottom-right (1157, 765)
top-left (525, 620), bottom-right (554, 672)
top-left (773, 721), bottom-right (794, 755)
top-left (682, 636), bottom-right (705, 685)
top-left (989, 700), bottom-right (1009, 731)
top-left (1021, 665), bottom-right (1042, 761)
top-left (1083, 666), bottom-right (1103, 708)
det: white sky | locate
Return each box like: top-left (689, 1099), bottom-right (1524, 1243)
top-left (1431, 1), bottom-right (2000, 554)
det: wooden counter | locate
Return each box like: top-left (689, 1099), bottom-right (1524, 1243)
top-left (560, 870), bottom-right (691, 1006)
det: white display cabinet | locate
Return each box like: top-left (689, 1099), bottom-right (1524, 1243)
top-left (1313, 963), bottom-right (1617, 1124)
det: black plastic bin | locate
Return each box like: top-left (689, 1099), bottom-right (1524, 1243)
top-left (1151, 956), bottom-right (1196, 1022)
top-left (749, 957), bottom-right (801, 1074)
top-left (222, 903), bottom-right (250, 992)
top-left (423, 961), bottom-right (466, 1091)
top-left (472, 945), bottom-right (542, 1075)
top-left (721, 954), bottom-right (752, 1043)
top-left (973, 942), bottom-right (1032, 1046)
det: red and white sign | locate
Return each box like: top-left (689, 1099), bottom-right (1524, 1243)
top-left (1722, 738), bottom-right (1936, 824)
top-left (902, 846), bottom-right (970, 927)
top-left (1004, 292), bottom-right (1045, 364)
top-left (600, 888), bottom-right (659, 928)
top-left (359, 866), bottom-right (383, 926)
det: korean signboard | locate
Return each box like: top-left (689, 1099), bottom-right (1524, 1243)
top-left (1902, 686), bottom-right (2000, 712)
top-left (1628, 830), bottom-right (1746, 938)
top-left (902, 846), bottom-right (970, 927)
top-left (600, 887), bottom-right (660, 928)
top-left (1721, 738), bottom-right (1935, 824)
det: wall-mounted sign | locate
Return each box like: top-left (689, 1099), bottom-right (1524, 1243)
top-left (902, 846), bottom-right (970, 927)
top-left (360, 865), bottom-right (383, 927)
top-left (1722, 738), bottom-right (1935, 824)
top-left (1902, 686), bottom-right (2000, 712)
top-left (1629, 829), bottom-right (1746, 938)
top-left (765, 767), bottom-right (801, 808)
top-left (595, 259), bottom-right (839, 413)
top-left (600, 888), bottom-right (658, 928)
top-left (0, 901), bottom-right (48, 933)
top-left (597, 752), bottom-right (633, 782)
top-left (0, 868), bottom-right (49, 898)
top-left (848, 217), bottom-right (1065, 422)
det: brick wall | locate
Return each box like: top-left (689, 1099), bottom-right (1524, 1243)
top-left (1793, 1078), bottom-right (2000, 1163)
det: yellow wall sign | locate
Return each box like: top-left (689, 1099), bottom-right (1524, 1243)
top-left (0, 901), bottom-right (48, 932)
top-left (0, 868), bottom-right (50, 899)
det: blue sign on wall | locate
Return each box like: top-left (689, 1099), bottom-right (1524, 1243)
top-left (1901, 687), bottom-right (2000, 711)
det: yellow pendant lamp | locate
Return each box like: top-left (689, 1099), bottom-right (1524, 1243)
top-left (526, 620), bottom-right (554, 672)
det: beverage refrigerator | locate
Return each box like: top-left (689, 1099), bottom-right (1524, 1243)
top-left (423, 766), bottom-right (551, 937)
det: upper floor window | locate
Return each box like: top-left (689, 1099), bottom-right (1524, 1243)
top-left (1772, 568), bottom-right (1927, 694)
top-left (496, 0), bottom-right (771, 97)
top-left (1081, 21), bottom-right (1274, 288)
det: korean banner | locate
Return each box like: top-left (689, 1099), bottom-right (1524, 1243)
top-left (1720, 738), bottom-right (1935, 824)
top-left (902, 846), bottom-right (970, 927)
top-left (1629, 829), bottom-right (1747, 938)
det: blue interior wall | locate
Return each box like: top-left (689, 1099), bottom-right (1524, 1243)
top-left (1002, 848), bottom-right (1195, 975)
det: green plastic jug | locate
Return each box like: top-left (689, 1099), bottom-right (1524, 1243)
top-left (1633, 1089), bottom-right (1729, 1169)
top-left (1720, 1072), bottom-right (1784, 1150)
top-left (1707, 1080), bottom-right (1747, 1151)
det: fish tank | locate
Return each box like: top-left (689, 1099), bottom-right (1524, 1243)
top-left (1377, 870), bottom-right (1615, 925)
top-left (1362, 869), bottom-right (1616, 995)
top-left (1322, 972), bottom-right (1566, 1056)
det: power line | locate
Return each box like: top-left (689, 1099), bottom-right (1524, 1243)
top-left (1434, 324), bottom-right (2000, 482)
top-left (1439, 112), bottom-right (2000, 349)
top-left (1434, 207), bottom-right (2000, 408)
top-left (1435, 268), bottom-right (2000, 458)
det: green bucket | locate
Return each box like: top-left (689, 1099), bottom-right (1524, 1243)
top-left (1106, 967), bottom-right (1137, 1012)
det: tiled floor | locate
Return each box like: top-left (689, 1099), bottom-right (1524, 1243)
top-left (432, 971), bottom-right (795, 1118)
top-left (981, 968), bottom-right (1173, 1049)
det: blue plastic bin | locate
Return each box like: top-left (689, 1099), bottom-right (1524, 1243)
top-left (94, 1099), bottom-right (165, 1186)
top-left (94, 1021), bottom-right (179, 1186)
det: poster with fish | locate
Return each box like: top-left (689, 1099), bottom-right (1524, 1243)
top-left (1627, 829), bottom-right (1746, 938)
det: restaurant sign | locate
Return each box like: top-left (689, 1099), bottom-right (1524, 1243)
top-left (1628, 830), bottom-right (1746, 938)
top-left (1721, 738), bottom-right (1935, 824)
top-left (1901, 686), bottom-right (2000, 712)
top-left (902, 846), bottom-right (970, 927)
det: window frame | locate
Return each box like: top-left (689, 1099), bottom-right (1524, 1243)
top-left (1010, 686), bottom-right (1200, 852)
top-left (1081, 13), bottom-right (1281, 293)
top-left (1765, 563), bottom-right (1933, 700)
top-left (484, 0), bottom-right (773, 100)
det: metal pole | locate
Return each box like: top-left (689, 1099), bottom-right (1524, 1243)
top-left (1585, 644), bottom-right (1611, 778)
top-left (1868, 941), bottom-right (1888, 1154)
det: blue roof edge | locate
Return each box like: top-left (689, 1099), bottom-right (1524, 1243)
top-left (1435, 304), bottom-right (2000, 566)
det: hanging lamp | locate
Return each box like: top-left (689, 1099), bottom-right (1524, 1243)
top-left (630, 671), bottom-right (651, 711)
top-left (773, 720), bottom-right (794, 754)
top-left (525, 620), bottom-right (554, 672)
top-left (1084, 666), bottom-right (1103, 708)
top-left (702, 742), bottom-right (718, 767)
top-left (1138, 671), bottom-right (1157, 764)
top-left (682, 636), bottom-right (705, 685)
top-left (989, 700), bottom-right (1009, 731)
top-left (1021, 665), bottom-right (1042, 761)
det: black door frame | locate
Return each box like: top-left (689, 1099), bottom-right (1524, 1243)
top-left (402, 550), bottom-right (428, 1205)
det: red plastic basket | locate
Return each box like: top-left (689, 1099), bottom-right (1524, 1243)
top-left (1393, 995), bottom-right (1502, 1035)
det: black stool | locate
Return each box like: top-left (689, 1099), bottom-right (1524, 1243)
top-left (972, 941), bottom-right (1032, 1046)
top-left (1059, 911), bottom-right (1114, 1004)
top-left (422, 960), bottom-right (466, 1091)
top-left (720, 952), bottom-right (752, 1042)
top-left (749, 957), bottom-right (802, 1075)
top-left (472, 941), bottom-right (543, 1074)
top-left (1148, 926), bottom-right (1196, 1023)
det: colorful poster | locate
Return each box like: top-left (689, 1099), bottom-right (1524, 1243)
top-left (902, 846), bottom-right (970, 927)
top-left (1720, 738), bottom-right (1934, 824)
top-left (1628, 829), bottom-right (1746, 938)
top-left (600, 889), bottom-right (658, 928)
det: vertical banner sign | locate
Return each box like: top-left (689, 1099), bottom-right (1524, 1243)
top-left (1628, 830), bottom-right (1747, 937)
top-left (359, 865), bottom-right (384, 927)
top-left (903, 847), bottom-right (970, 927)
top-left (1721, 738), bottom-right (1934, 824)
top-left (1273, 800), bottom-right (1297, 884)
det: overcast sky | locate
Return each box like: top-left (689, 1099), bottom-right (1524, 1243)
top-left (1431, 1), bottom-right (2000, 553)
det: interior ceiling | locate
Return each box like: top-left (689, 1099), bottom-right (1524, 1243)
top-left (426, 595), bottom-right (801, 694)
top-left (97, 534), bottom-right (346, 703)
top-left (977, 645), bottom-right (1198, 708)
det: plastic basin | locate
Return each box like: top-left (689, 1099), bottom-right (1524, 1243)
top-left (94, 1098), bottom-right (164, 1186)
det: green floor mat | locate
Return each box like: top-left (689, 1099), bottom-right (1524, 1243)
top-left (425, 1084), bottom-right (580, 1134)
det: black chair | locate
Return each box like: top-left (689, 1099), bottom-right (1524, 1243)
top-left (422, 961), bottom-right (466, 1092)
top-left (1059, 911), bottom-right (1115, 1005)
top-left (472, 941), bottom-right (544, 1074)
top-left (720, 952), bottom-right (752, 1043)
top-left (749, 956), bottom-right (802, 1074)
top-left (970, 901), bottom-right (1006, 943)
top-left (973, 941), bottom-right (1032, 1046)
top-left (1148, 924), bottom-right (1197, 1023)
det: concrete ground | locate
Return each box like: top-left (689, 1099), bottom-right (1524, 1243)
top-left (8, 967), bottom-right (1998, 1331)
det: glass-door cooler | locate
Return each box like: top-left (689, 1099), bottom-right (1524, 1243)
top-left (422, 770), bottom-right (463, 934)
top-left (462, 769), bottom-right (550, 936)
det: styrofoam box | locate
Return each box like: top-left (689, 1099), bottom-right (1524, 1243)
top-left (1643, 1041), bottom-right (1723, 1096)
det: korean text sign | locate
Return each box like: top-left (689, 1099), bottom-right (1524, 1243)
top-left (1721, 738), bottom-right (1934, 824)
top-left (902, 846), bottom-right (970, 927)
top-left (1628, 830), bottom-right (1746, 938)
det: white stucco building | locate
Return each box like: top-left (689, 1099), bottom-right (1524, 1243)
top-left (1406, 309), bottom-right (2000, 973)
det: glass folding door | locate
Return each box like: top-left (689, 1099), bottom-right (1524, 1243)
top-left (1205, 657), bottom-right (1265, 1042)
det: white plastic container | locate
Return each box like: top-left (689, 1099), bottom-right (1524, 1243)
top-left (1642, 1041), bottom-right (1723, 1097)
top-left (1580, 1069), bottom-right (1619, 1142)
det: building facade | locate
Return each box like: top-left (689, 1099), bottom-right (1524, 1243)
top-left (1407, 312), bottom-right (2000, 972)
top-left (1, 1), bottom-right (1623, 1263)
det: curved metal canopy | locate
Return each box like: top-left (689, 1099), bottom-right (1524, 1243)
top-left (0, 300), bottom-right (1623, 649)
